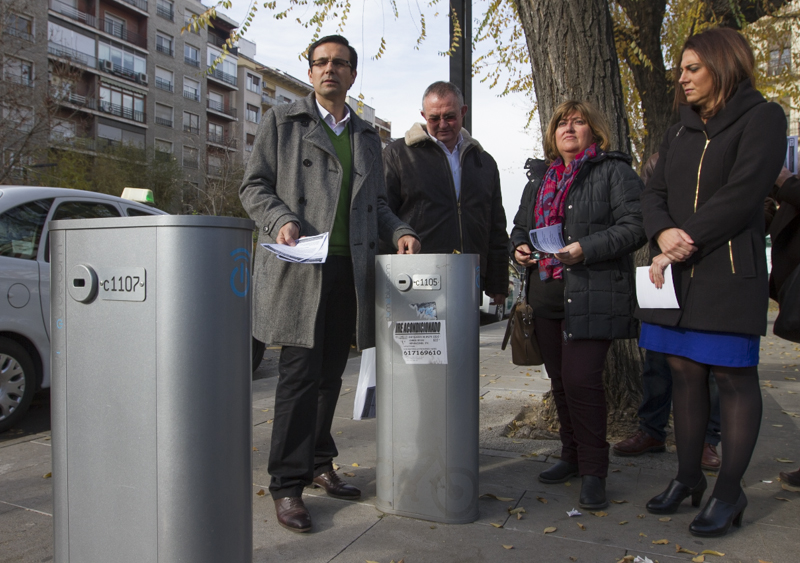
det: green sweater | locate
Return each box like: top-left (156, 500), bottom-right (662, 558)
top-left (320, 119), bottom-right (352, 257)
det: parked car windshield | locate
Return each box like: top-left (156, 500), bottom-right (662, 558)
top-left (0, 198), bottom-right (54, 260)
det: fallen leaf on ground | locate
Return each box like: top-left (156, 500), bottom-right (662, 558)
top-left (658, 517), bottom-right (671, 522)
top-left (480, 493), bottom-right (514, 502)
top-left (611, 468), bottom-right (622, 473)
top-left (564, 481), bottom-right (571, 487)
top-left (759, 560), bottom-right (774, 562)
top-left (261, 409), bottom-right (269, 412)
top-left (700, 550), bottom-right (725, 556)
top-left (637, 514), bottom-right (646, 519)
top-left (773, 424), bottom-right (784, 427)
top-left (253, 447), bottom-right (259, 452)
top-left (776, 458), bottom-right (794, 463)
top-left (639, 533), bottom-right (647, 537)
top-left (344, 472), bottom-right (355, 477)
top-left (619, 521), bottom-right (628, 525)
top-left (429, 526), bottom-right (436, 529)
top-left (491, 523), bottom-right (503, 528)
top-left (692, 557), bottom-right (704, 563)
top-left (536, 496), bottom-right (548, 504)
top-left (781, 482), bottom-right (800, 492)
top-left (782, 411), bottom-right (800, 417)
top-left (543, 526), bottom-right (557, 534)
top-left (502, 545), bottom-right (514, 550)
top-left (333, 463), bottom-right (340, 470)
top-left (569, 558), bottom-right (577, 562)
top-left (508, 507), bottom-right (526, 515)
top-left (42, 472), bottom-right (52, 479)
top-left (785, 377), bottom-right (797, 381)
top-left (577, 522), bottom-right (586, 530)
top-left (591, 511), bottom-right (608, 517)
top-left (336, 431), bottom-right (342, 435)
top-left (775, 496), bottom-right (791, 501)
top-left (675, 544), bottom-right (697, 555)
top-left (256, 489), bottom-right (266, 496)
top-left (352, 463), bottom-right (360, 467)
top-left (366, 560), bottom-right (379, 563)
top-left (517, 512), bottom-right (523, 520)
top-left (652, 538), bottom-right (669, 545)
top-left (610, 499), bottom-right (628, 504)
top-left (266, 419), bottom-right (273, 424)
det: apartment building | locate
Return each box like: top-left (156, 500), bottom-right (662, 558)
top-left (346, 95), bottom-right (392, 147)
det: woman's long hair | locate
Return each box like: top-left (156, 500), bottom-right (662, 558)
top-left (675, 27), bottom-right (755, 119)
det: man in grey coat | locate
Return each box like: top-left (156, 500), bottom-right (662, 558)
top-left (239, 35), bottom-right (419, 533)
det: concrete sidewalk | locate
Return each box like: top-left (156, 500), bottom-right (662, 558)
top-left (1, 315), bottom-right (798, 562)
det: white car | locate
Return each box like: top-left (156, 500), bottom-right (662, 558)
top-left (0, 186), bottom-right (166, 432)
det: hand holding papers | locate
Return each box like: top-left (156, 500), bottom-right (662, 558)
top-left (262, 232), bottom-right (329, 263)
top-left (529, 224), bottom-right (566, 254)
top-left (636, 264), bottom-right (680, 309)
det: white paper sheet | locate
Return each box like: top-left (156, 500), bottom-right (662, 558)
top-left (262, 232), bottom-right (329, 263)
top-left (636, 265), bottom-right (680, 309)
top-left (528, 224), bottom-right (566, 254)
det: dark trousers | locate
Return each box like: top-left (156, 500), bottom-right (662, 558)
top-left (535, 317), bottom-right (612, 478)
top-left (638, 350), bottom-right (721, 445)
top-left (268, 256), bottom-right (357, 499)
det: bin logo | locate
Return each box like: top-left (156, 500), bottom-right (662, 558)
top-left (230, 248), bottom-right (250, 297)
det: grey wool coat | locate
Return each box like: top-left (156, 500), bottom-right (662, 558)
top-left (239, 93), bottom-right (417, 350)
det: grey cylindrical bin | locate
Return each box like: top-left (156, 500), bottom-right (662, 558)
top-left (375, 253), bottom-right (480, 523)
top-left (49, 215), bottom-right (255, 563)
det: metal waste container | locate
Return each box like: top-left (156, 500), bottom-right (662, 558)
top-left (375, 253), bottom-right (480, 524)
top-left (49, 215), bottom-right (254, 563)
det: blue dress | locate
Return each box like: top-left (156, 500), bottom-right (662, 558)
top-left (639, 322), bottom-right (760, 368)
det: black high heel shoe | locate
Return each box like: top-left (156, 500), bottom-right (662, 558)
top-left (689, 491), bottom-right (747, 537)
top-left (646, 475), bottom-right (707, 514)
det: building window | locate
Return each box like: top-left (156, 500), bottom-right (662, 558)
top-left (98, 41), bottom-right (146, 78)
top-left (2, 105), bottom-right (34, 132)
top-left (99, 85), bottom-right (145, 122)
top-left (246, 73), bottom-right (260, 93)
top-left (155, 139), bottom-right (173, 161)
top-left (103, 13), bottom-right (126, 39)
top-left (48, 22), bottom-right (96, 67)
top-left (4, 57), bottom-right (34, 87)
top-left (5, 13), bottom-right (34, 41)
top-left (156, 0), bottom-right (174, 21)
top-left (208, 122), bottom-right (224, 144)
top-left (155, 103), bottom-right (173, 127)
top-left (184, 12), bottom-right (199, 34)
top-left (183, 111), bottom-right (199, 135)
top-left (50, 120), bottom-right (76, 141)
top-left (183, 145), bottom-right (198, 168)
top-left (97, 124), bottom-right (144, 149)
top-left (155, 66), bottom-right (173, 92)
top-left (769, 47), bottom-right (791, 76)
top-left (246, 103), bottom-right (259, 123)
top-left (183, 77), bottom-right (200, 101)
top-left (246, 133), bottom-right (255, 152)
top-left (156, 33), bottom-right (173, 56)
top-left (184, 44), bottom-right (200, 67)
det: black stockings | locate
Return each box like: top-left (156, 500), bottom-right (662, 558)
top-left (667, 355), bottom-right (762, 504)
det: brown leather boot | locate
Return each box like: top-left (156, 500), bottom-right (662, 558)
top-left (312, 470), bottom-right (361, 500)
top-left (780, 468), bottom-right (800, 487)
top-left (701, 443), bottom-right (721, 471)
top-left (613, 430), bottom-right (666, 456)
top-left (274, 497), bottom-right (311, 533)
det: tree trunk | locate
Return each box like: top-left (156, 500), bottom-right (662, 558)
top-left (513, 0), bottom-right (630, 153)
top-left (512, 0), bottom-right (642, 431)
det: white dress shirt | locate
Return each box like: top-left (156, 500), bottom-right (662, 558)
top-left (316, 99), bottom-right (351, 136)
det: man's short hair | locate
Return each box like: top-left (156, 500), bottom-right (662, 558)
top-left (308, 35), bottom-right (358, 70)
top-left (422, 81), bottom-right (464, 110)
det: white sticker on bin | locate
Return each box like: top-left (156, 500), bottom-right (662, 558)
top-left (392, 320), bottom-right (448, 364)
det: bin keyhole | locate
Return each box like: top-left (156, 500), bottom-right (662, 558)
top-left (73, 279), bottom-right (86, 288)
top-left (399, 280), bottom-right (407, 285)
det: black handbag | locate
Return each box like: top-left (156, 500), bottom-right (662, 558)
top-left (501, 277), bottom-right (544, 366)
top-left (774, 262), bottom-right (800, 343)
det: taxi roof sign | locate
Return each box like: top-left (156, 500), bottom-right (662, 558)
top-left (121, 187), bottom-right (155, 206)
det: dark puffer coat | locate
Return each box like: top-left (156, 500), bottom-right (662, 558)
top-left (638, 80), bottom-right (787, 335)
top-left (509, 151), bottom-right (646, 340)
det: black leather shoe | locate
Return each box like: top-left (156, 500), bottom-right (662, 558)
top-left (579, 476), bottom-right (608, 509)
top-left (538, 460), bottom-right (579, 484)
top-left (312, 470), bottom-right (361, 500)
top-left (274, 497), bottom-right (312, 533)
top-left (689, 491), bottom-right (747, 537)
top-left (646, 476), bottom-right (707, 514)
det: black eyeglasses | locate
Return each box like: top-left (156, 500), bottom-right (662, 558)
top-left (310, 58), bottom-right (352, 69)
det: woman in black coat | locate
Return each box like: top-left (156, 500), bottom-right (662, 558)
top-left (638, 28), bottom-right (786, 537)
top-left (509, 100), bottom-right (645, 509)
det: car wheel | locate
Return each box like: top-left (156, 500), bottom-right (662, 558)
top-left (252, 337), bottom-right (266, 373)
top-left (495, 303), bottom-right (505, 323)
top-left (0, 337), bottom-right (36, 433)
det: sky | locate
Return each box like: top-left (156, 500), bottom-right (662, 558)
top-left (218, 1), bottom-right (541, 231)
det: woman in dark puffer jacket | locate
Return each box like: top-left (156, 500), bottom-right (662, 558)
top-left (509, 100), bottom-right (645, 510)
top-left (638, 28), bottom-right (786, 537)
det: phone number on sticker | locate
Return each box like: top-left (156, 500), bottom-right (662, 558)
top-left (403, 349), bottom-right (443, 356)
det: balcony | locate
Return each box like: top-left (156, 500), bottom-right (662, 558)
top-left (183, 124), bottom-right (199, 135)
top-left (207, 33), bottom-right (239, 55)
top-left (208, 67), bottom-right (237, 87)
top-left (49, 0), bottom-right (147, 49)
top-left (110, 0), bottom-right (148, 13)
top-left (183, 89), bottom-right (200, 102)
top-left (155, 77), bottom-right (173, 92)
top-left (99, 100), bottom-right (146, 123)
top-left (156, 1), bottom-right (174, 21)
top-left (185, 56), bottom-right (200, 67)
top-left (207, 132), bottom-right (237, 148)
top-left (206, 99), bottom-right (237, 118)
top-left (156, 43), bottom-right (173, 57)
top-left (99, 59), bottom-right (142, 84)
top-left (50, 135), bottom-right (97, 153)
top-left (52, 91), bottom-right (98, 111)
top-left (48, 42), bottom-right (97, 69)
top-left (155, 116), bottom-right (173, 127)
